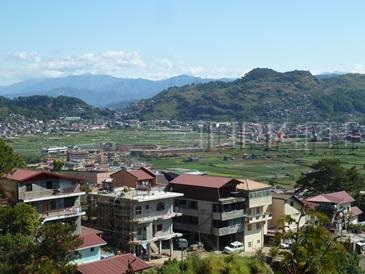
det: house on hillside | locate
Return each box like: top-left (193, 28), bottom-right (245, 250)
top-left (305, 191), bottom-right (362, 233)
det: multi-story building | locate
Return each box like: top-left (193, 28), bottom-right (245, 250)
top-left (0, 169), bottom-right (106, 264)
top-left (237, 179), bottom-right (272, 252)
top-left (169, 174), bottom-right (272, 252)
top-left (85, 179), bottom-right (183, 260)
top-left (0, 168), bottom-right (85, 233)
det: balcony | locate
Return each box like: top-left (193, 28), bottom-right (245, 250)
top-left (19, 185), bottom-right (84, 202)
top-left (212, 209), bottom-right (245, 221)
top-left (212, 224), bottom-right (244, 236)
top-left (40, 206), bottom-right (84, 222)
top-left (174, 206), bottom-right (199, 217)
top-left (246, 213), bottom-right (272, 223)
top-left (131, 208), bottom-right (182, 224)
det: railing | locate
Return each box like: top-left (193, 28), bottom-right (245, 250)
top-left (212, 209), bottom-right (245, 221)
top-left (19, 185), bottom-right (81, 200)
top-left (212, 224), bottom-right (244, 236)
top-left (40, 207), bottom-right (82, 218)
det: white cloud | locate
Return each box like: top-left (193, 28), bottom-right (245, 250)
top-left (353, 64), bottom-right (365, 74)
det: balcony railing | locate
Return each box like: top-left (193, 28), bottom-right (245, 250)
top-left (40, 206), bottom-right (82, 219)
top-left (212, 224), bottom-right (244, 236)
top-left (212, 209), bottom-right (245, 221)
top-left (19, 185), bottom-right (81, 201)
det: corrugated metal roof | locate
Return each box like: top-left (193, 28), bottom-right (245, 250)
top-left (351, 206), bottom-right (363, 217)
top-left (306, 191), bottom-right (355, 204)
top-left (78, 232), bottom-right (106, 250)
top-left (236, 179), bottom-right (271, 191)
top-left (77, 254), bottom-right (151, 274)
top-left (170, 174), bottom-right (235, 188)
top-left (3, 168), bottom-right (81, 183)
top-left (128, 169), bottom-right (154, 181)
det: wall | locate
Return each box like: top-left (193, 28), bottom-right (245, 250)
top-left (61, 171), bottom-right (113, 186)
top-left (74, 246), bottom-right (101, 264)
top-left (244, 221), bottom-right (264, 252)
top-left (271, 198), bottom-right (285, 227)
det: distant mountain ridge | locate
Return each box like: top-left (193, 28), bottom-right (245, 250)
top-left (0, 74), bottom-right (231, 107)
top-left (126, 68), bottom-right (365, 122)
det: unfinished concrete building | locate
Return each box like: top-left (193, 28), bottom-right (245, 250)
top-left (85, 181), bottom-right (183, 260)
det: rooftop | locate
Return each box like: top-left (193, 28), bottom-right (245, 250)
top-left (170, 174), bottom-right (237, 189)
top-left (3, 168), bottom-right (80, 183)
top-left (76, 253), bottom-right (151, 274)
top-left (351, 206), bottom-right (363, 217)
top-left (128, 169), bottom-right (154, 181)
top-left (237, 179), bottom-right (271, 191)
top-left (306, 191), bottom-right (355, 205)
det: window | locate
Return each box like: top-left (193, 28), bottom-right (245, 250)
top-left (25, 184), bottom-right (32, 192)
top-left (190, 201), bottom-right (197, 209)
top-left (145, 205), bottom-right (149, 210)
top-left (290, 201), bottom-right (294, 207)
top-left (50, 200), bottom-right (57, 210)
top-left (156, 202), bottom-right (165, 211)
top-left (256, 223), bottom-right (261, 230)
top-left (90, 247), bottom-right (95, 252)
top-left (248, 224), bottom-right (252, 231)
top-left (156, 224), bottom-right (163, 231)
top-left (248, 242), bottom-right (252, 248)
top-left (46, 181), bottom-right (53, 189)
top-left (135, 206), bottom-right (142, 215)
top-left (257, 240), bottom-right (260, 244)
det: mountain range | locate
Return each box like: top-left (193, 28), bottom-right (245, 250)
top-left (126, 68), bottom-right (365, 122)
top-left (0, 74), bottom-right (228, 108)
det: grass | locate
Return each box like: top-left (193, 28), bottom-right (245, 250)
top-left (6, 129), bottom-right (365, 189)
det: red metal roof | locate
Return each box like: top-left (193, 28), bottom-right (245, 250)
top-left (78, 233), bottom-right (106, 250)
top-left (351, 206), bottom-right (363, 217)
top-left (3, 168), bottom-right (81, 183)
top-left (170, 174), bottom-right (235, 188)
top-left (81, 225), bottom-right (103, 235)
top-left (306, 191), bottom-right (355, 205)
top-left (77, 254), bottom-right (151, 274)
top-left (128, 169), bottom-right (154, 181)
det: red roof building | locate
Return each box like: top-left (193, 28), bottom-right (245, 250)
top-left (76, 254), bottom-right (151, 274)
top-left (305, 191), bottom-right (355, 205)
top-left (110, 167), bottom-right (156, 189)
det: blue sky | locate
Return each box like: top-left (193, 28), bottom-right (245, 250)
top-left (1, 0), bottom-right (365, 84)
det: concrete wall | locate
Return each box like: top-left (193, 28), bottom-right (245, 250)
top-left (61, 171), bottom-right (113, 186)
top-left (74, 246), bottom-right (101, 264)
top-left (244, 221), bottom-right (264, 252)
top-left (132, 198), bottom-right (173, 220)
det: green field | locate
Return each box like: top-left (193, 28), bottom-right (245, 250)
top-left (6, 129), bottom-right (365, 189)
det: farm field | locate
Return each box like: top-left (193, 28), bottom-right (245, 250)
top-left (5, 129), bottom-right (365, 189)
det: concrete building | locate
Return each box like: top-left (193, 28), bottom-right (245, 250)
top-left (169, 174), bottom-right (272, 252)
top-left (0, 169), bottom-right (106, 264)
top-left (270, 192), bottom-right (306, 231)
top-left (236, 179), bottom-right (272, 252)
top-left (0, 168), bottom-right (85, 233)
top-left (85, 181), bottom-right (183, 260)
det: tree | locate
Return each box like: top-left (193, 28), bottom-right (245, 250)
top-left (271, 210), bottom-right (363, 274)
top-left (0, 203), bottom-right (80, 273)
top-left (52, 160), bottom-right (64, 171)
top-left (0, 139), bottom-right (25, 177)
top-left (296, 159), bottom-right (363, 194)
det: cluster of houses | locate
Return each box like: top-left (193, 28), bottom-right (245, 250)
top-left (0, 167), bottom-right (363, 274)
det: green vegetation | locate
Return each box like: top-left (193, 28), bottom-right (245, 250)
top-left (271, 211), bottom-right (364, 274)
top-left (156, 253), bottom-right (269, 274)
top-left (129, 68), bottom-right (365, 122)
top-left (0, 203), bottom-right (81, 274)
top-left (0, 139), bottom-right (25, 176)
top-left (0, 95), bottom-right (113, 121)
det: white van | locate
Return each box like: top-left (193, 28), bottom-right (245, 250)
top-left (223, 241), bottom-right (244, 254)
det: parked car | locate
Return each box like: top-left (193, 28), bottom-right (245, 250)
top-left (223, 241), bottom-right (244, 254)
top-left (279, 241), bottom-right (293, 249)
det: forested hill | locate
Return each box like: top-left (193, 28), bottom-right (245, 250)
top-left (0, 95), bottom-right (113, 121)
top-left (127, 68), bottom-right (365, 122)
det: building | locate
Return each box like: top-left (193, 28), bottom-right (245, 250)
top-left (169, 174), bottom-right (272, 252)
top-left (236, 179), bottom-right (272, 252)
top-left (85, 180), bottom-right (183, 260)
top-left (75, 226), bottom-right (107, 264)
top-left (42, 146), bottom-right (68, 156)
top-left (270, 192), bottom-right (306, 231)
top-left (110, 167), bottom-right (157, 189)
top-left (0, 168), bottom-right (85, 233)
top-left (76, 253), bottom-right (151, 274)
top-left (305, 191), bottom-right (363, 233)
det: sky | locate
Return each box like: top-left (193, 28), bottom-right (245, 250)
top-left (1, 0), bottom-right (365, 85)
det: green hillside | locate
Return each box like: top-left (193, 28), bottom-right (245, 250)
top-left (127, 68), bottom-right (365, 122)
top-left (0, 95), bottom-right (113, 121)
